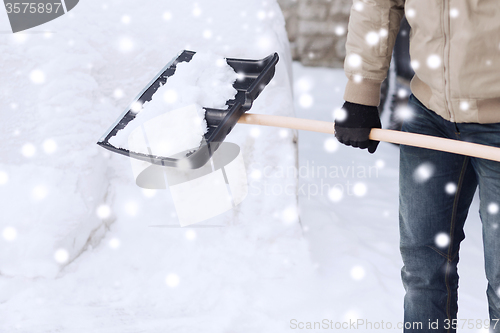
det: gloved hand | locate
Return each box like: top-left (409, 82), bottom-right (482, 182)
top-left (334, 101), bottom-right (381, 154)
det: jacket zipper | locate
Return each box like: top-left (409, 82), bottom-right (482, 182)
top-left (443, 0), bottom-right (454, 122)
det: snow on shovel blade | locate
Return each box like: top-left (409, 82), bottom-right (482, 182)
top-left (97, 50), bottom-right (279, 169)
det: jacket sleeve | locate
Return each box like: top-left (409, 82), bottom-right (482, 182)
top-left (343, 0), bottom-right (405, 106)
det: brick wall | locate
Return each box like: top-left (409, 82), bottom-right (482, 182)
top-left (278, 0), bottom-right (351, 68)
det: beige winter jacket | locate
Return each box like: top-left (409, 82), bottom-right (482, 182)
top-left (343, 0), bottom-right (500, 123)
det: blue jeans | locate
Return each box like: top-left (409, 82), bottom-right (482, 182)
top-left (400, 95), bottom-right (500, 332)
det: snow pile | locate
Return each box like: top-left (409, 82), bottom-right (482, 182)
top-left (109, 52), bottom-right (238, 157)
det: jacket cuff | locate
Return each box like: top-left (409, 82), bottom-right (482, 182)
top-left (343, 77), bottom-right (382, 107)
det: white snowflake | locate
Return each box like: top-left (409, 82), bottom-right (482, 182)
top-left (375, 159), bottom-right (385, 168)
top-left (335, 25), bottom-right (345, 36)
top-left (165, 273), bottom-right (180, 287)
top-left (125, 201), bottom-right (139, 216)
top-left (353, 182), bottom-right (367, 197)
top-left (413, 162), bottom-right (435, 183)
top-left (324, 137), bottom-right (339, 153)
top-left (121, 15), bottom-right (131, 24)
top-left (250, 169), bottom-right (262, 180)
top-left (365, 31), bottom-right (380, 46)
top-left (406, 8), bottom-right (416, 18)
top-left (2, 227), bottom-right (17, 241)
top-left (347, 54), bottom-right (362, 68)
top-left (282, 206), bottom-right (299, 224)
top-left (142, 189), bottom-right (156, 198)
top-left (185, 230), bottom-right (196, 240)
top-left (299, 93), bottom-right (314, 108)
top-left (328, 187), bottom-right (343, 202)
top-left (445, 182), bottom-right (457, 194)
top-left (118, 37), bottom-right (134, 52)
top-left (350, 265), bottom-right (366, 280)
top-left (427, 54), bottom-right (441, 69)
top-left (54, 248), bottom-right (69, 264)
top-left (333, 107), bottom-right (347, 122)
top-left (459, 101), bottom-right (469, 111)
top-left (449, 8), bottom-right (459, 18)
top-left (113, 88), bottom-right (124, 99)
top-left (0, 171), bottom-right (8, 185)
top-left (410, 60), bottom-right (420, 70)
top-left (294, 77), bottom-right (314, 93)
top-left (42, 139), bottom-right (57, 154)
top-left (108, 238), bottom-right (121, 249)
top-left (96, 204), bottom-right (111, 219)
top-left (162, 11), bottom-right (172, 21)
top-left (488, 202), bottom-right (499, 215)
top-left (29, 70), bottom-right (45, 84)
top-left (21, 143), bottom-right (36, 157)
top-left (250, 127), bottom-right (260, 138)
top-left (435, 232), bottom-right (450, 248)
top-left (163, 89), bottom-right (178, 104)
top-left (32, 185), bottom-right (48, 201)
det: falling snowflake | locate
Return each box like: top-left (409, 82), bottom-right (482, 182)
top-left (324, 137), bottom-right (339, 153)
top-left (125, 201), bottom-right (139, 216)
top-left (54, 248), bottom-right (69, 264)
top-left (398, 88), bottom-right (408, 98)
top-left (279, 129), bottom-right (289, 138)
top-left (250, 169), bottom-right (262, 180)
top-left (0, 171), bottom-right (8, 185)
top-left (43, 139), bottom-right (57, 154)
top-left (294, 77), bottom-right (314, 93)
top-left (347, 54), bottom-right (362, 68)
top-left (121, 15), bottom-right (131, 24)
top-left (459, 101), bottom-right (469, 111)
top-left (299, 93), bottom-right (314, 108)
top-left (375, 159), bottom-right (385, 168)
top-left (427, 55), bottom-right (441, 69)
top-left (118, 37), bottom-right (134, 52)
top-left (29, 70), bottom-right (45, 84)
top-left (113, 88), bottom-right (124, 99)
top-left (142, 189), bottom-right (156, 198)
top-left (165, 273), bottom-right (180, 287)
top-left (250, 127), bottom-right (260, 138)
top-left (257, 11), bottom-right (266, 20)
top-left (410, 60), bottom-right (420, 70)
top-left (282, 206), bottom-right (299, 224)
top-left (130, 101), bottom-right (143, 113)
top-left (328, 187), bottom-right (343, 202)
top-left (32, 185), bottom-right (48, 201)
top-left (350, 265), bottom-right (366, 280)
top-left (2, 227), bottom-right (17, 241)
top-left (185, 230), bottom-right (196, 240)
top-left (335, 25), bottom-right (345, 36)
top-left (353, 2), bottom-right (364, 11)
top-left (108, 238), bottom-right (121, 249)
top-left (163, 89), bottom-right (178, 104)
top-left (445, 182), bottom-right (457, 194)
top-left (488, 202), bottom-right (499, 215)
top-left (413, 162), bottom-right (435, 183)
top-left (395, 105), bottom-right (414, 122)
top-left (163, 11), bottom-right (172, 21)
top-left (192, 5), bottom-right (202, 17)
top-left (353, 182), bottom-right (367, 197)
top-left (21, 143), bottom-right (36, 157)
top-left (449, 8), bottom-right (459, 18)
top-left (365, 31), bottom-right (380, 46)
top-left (435, 232), bottom-right (450, 248)
top-left (96, 204), bottom-right (111, 219)
top-left (406, 8), bottom-right (416, 18)
top-left (333, 107), bottom-right (347, 122)
top-left (202, 29), bottom-right (212, 39)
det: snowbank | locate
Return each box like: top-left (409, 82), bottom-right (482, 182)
top-left (0, 0), bottom-right (314, 332)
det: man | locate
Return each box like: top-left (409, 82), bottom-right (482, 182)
top-left (334, 0), bottom-right (500, 332)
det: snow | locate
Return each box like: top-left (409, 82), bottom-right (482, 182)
top-left (0, 1), bottom-right (491, 331)
top-left (109, 52), bottom-right (238, 158)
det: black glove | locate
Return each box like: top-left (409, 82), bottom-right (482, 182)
top-left (334, 101), bottom-right (381, 154)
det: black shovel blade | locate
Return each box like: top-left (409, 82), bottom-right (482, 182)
top-left (97, 50), bottom-right (279, 169)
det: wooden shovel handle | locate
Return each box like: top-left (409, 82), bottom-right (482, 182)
top-left (238, 113), bottom-right (500, 163)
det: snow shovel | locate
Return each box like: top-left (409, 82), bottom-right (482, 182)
top-left (97, 50), bottom-right (500, 168)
